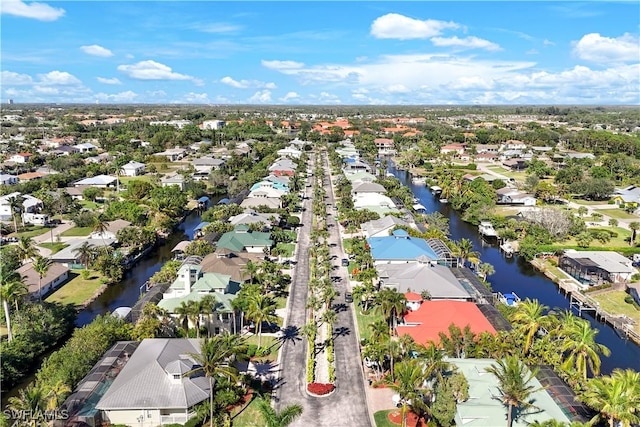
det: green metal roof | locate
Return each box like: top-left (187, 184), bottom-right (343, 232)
top-left (216, 227), bottom-right (272, 252)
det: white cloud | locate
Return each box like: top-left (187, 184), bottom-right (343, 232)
top-left (97, 77), bottom-right (122, 85)
top-left (95, 91), bottom-right (138, 102)
top-left (261, 60), bottom-right (305, 70)
top-left (370, 13), bottom-right (459, 40)
top-left (1, 0), bottom-right (65, 21)
top-left (281, 92), bottom-right (300, 101)
top-left (1, 71), bottom-right (33, 85)
top-left (182, 92), bottom-right (210, 103)
top-left (573, 33), bottom-right (640, 63)
top-left (37, 71), bottom-right (81, 85)
top-left (431, 36), bottom-right (501, 51)
top-left (80, 45), bottom-right (114, 57)
top-left (193, 22), bottom-right (242, 33)
top-left (248, 90), bottom-right (272, 103)
top-left (117, 60), bottom-right (195, 81)
top-left (543, 39), bottom-right (555, 46)
top-left (384, 84), bottom-right (411, 94)
top-left (220, 76), bottom-right (276, 89)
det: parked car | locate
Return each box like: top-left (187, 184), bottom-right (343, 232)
top-left (341, 258), bottom-right (349, 267)
top-left (345, 292), bottom-right (353, 303)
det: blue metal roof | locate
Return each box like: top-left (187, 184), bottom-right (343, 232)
top-left (367, 230), bottom-right (438, 261)
top-left (197, 196), bottom-right (210, 203)
top-left (194, 221), bottom-right (210, 231)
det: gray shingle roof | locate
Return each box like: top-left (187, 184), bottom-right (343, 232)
top-left (96, 339), bottom-right (210, 410)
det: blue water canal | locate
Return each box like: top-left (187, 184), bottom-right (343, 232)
top-left (387, 162), bottom-right (640, 374)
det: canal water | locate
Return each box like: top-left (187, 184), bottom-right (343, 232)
top-left (75, 210), bottom-right (203, 327)
top-left (387, 163), bottom-right (640, 374)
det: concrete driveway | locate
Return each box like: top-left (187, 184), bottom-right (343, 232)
top-left (274, 154), bottom-right (371, 427)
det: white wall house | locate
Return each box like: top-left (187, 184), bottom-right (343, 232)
top-left (121, 161), bottom-right (146, 177)
top-left (0, 192), bottom-right (43, 221)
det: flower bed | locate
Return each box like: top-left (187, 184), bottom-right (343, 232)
top-left (307, 382), bottom-right (335, 395)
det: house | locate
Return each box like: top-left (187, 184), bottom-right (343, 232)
top-left (17, 262), bottom-right (70, 299)
top-left (157, 263), bottom-right (239, 333)
top-left (50, 238), bottom-right (116, 266)
top-left (74, 175), bottom-right (117, 188)
top-left (0, 174), bottom-right (18, 185)
top-left (344, 171), bottom-right (377, 184)
top-left (228, 210), bottom-right (280, 230)
top-left (376, 261), bottom-right (472, 301)
top-left (17, 172), bottom-right (47, 182)
top-left (450, 358), bottom-right (571, 426)
top-left (353, 193), bottom-right (397, 214)
top-left (502, 158), bottom-right (527, 171)
top-left (74, 142), bottom-right (98, 153)
top-left (367, 230), bottom-right (439, 264)
top-left (361, 216), bottom-right (411, 238)
top-left (200, 250), bottom-right (264, 283)
top-left (216, 225), bottom-right (273, 254)
top-left (374, 138), bottom-right (395, 155)
top-left (559, 250), bottom-right (637, 284)
top-left (192, 157), bottom-right (225, 174)
top-left (161, 174), bottom-right (186, 190)
top-left (120, 161), bottom-right (146, 177)
top-left (343, 158), bottom-right (371, 174)
top-left (0, 192), bottom-right (43, 221)
top-left (612, 185), bottom-right (640, 207)
top-left (268, 158), bottom-right (296, 177)
top-left (9, 152), bottom-right (32, 163)
top-left (475, 144), bottom-right (499, 153)
top-left (496, 187), bottom-right (537, 206)
top-left (240, 197), bottom-right (281, 210)
top-left (201, 119), bottom-right (225, 129)
top-left (276, 146), bottom-right (302, 159)
top-left (96, 339), bottom-right (212, 426)
top-left (90, 220), bottom-right (132, 241)
top-left (396, 300), bottom-right (496, 346)
top-left (250, 180), bottom-right (289, 194)
top-left (474, 152), bottom-right (499, 162)
top-left (351, 182), bottom-right (386, 196)
top-left (439, 144), bottom-right (465, 155)
top-left (503, 139), bottom-right (527, 150)
top-left (53, 145), bottom-right (79, 156)
top-left (156, 147), bottom-right (187, 162)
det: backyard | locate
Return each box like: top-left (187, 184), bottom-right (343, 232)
top-left (61, 226), bottom-right (93, 237)
top-left (45, 270), bottom-right (105, 307)
top-left (591, 290), bottom-right (640, 334)
top-left (594, 208), bottom-right (639, 220)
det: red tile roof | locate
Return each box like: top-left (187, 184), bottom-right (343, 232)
top-left (405, 292), bottom-right (422, 302)
top-left (397, 300), bottom-right (496, 346)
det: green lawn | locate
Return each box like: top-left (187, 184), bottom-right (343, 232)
top-left (230, 395), bottom-right (264, 427)
top-left (373, 410), bottom-right (399, 427)
top-left (39, 242), bottom-right (69, 254)
top-left (570, 198), bottom-right (610, 206)
top-left (485, 166), bottom-right (526, 181)
top-left (594, 209), bottom-right (639, 220)
top-left (275, 243), bottom-right (295, 257)
top-left (244, 335), bottom-right (281, 360)
top-left (120, 175), bottom-right (157, 184)
top-left (10, 225), bottom-right (48, 239)
top-left (342, 238), bottom-right (354, 253)
top-left (61, 226), bottom-right (93, 237)
top-left (45, 270), bottom-right (104, 307)
top-left (355, 308), bottom-right (385, 342)
top-left (591, 290), bottom-right (640, 334)
top-left (79, 199), bottom-right (100, 210)
top-left (561, 226), bottom-right (631, 248)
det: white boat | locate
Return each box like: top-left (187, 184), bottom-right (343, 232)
top-left (386, 172), bottom-right (395, 177)
top-left (430, 185), bottom-right (443, 195)
top-left (478, 221), bottom-right (498, 237)
top-left (438, 198), bottom-right (448, 204)
top-left (497, 291), bottom-right (521, 307)
top-left (413, 203), bottom-right (427, 213)
top-left (411, 176), bottom-right (427, 185)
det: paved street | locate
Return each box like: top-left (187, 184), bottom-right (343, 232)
top-left (275, 154), bottom-right (371, 427)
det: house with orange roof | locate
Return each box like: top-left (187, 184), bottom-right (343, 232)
top-left (396, 299), bottom-right (496, 346)
top-left (439, 143), bottom-right (466, 155)
top-left (9, 152), bottom-right (33, 163)
top-left (343, 130), bottom-right (360, 137)
top-left (17, 172), bottom-right (46, 182)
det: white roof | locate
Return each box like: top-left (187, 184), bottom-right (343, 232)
top-left (75, 175), bottom-right (117, 186)
top-left (122, 161), bottom-right (145, 169)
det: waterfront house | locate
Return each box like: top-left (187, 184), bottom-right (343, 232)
top-left (367, 230), bottom-right (439, 264)
top-left (344, 171), bottom-right (377, 183)
top-left (268, 158), bottom-right (296, 177)
top-left (559, 250), bottom-right (637, 285)
top-left (90, 220), bottom-right (132, 241)
top-left (240, 197), bottom-right (281, 210)
top-left (351, 182), bottom-right (386, 196)
top-left (216, 225), bottom-right (273, 254)
top-left (396, 299), bottom-right (496, 346)
top-left (74, 175), bottom-right (117, 188)
top-left (612, 185), bottom-right (640, 208)
top-left (361, 216), bottom-right (411, 238)
top-left (96, 339), bottom-right (211, 426)
top-left (200, 250), bottom-right (264, 284)
top-left (353, 193), bottom-right (398, 215)
top-left (50, 238), bottom-right (116, 267)
top-left (0, 173), bottom-right (18, 185)
top-left (450, 358), bottom-right (571, 426)
top-left (17, 261), bottom-right (70, 299)
top-left (496, 187), bottom-right (537, 206)
top-left (160, 174), bottom-right (186, 190)
top-left (228, 210), bottom-right (281, 230)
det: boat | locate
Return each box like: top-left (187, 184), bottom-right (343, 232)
top-left (413, 203), bottom-right (427, 214)
top-left (500, 240), bottom-right (518, 257)
top-left (430, 185), bottom-right (443, 195)
top-left (411, 176), bottom-right (427, 185)
top-left (478, 221), bottom-right (498, 238)
top-left (386, 172), bottom-right (395, 178)
top-left (438, 198), bottom-right (449, 204)
top-left (497, 291), bottom-right (521, 307)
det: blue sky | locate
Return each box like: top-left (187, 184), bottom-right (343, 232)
top-left (1, 1), bottom-right (639, 105)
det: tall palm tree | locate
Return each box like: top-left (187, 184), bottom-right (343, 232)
top-left (560, 318), bottom-right (611, 380)
top-left (509, 299), bottom-right (550, 356)
top-left (32, 255), bottom-right (52, 302)
top-left (7, 195), bottom-right (25, 232)
top-left (1, 278), bottom-right (28, 342)
top-left (485, 356), bottom-right (543, 427)
top-left (374, 288), bottom-right (407, 335)
top-left (73, 241), bottom-right (96, 268)
top-left (255, 397), bottom-right (303, 427)
top-left (8, 384), bottom-right (45, 427)
top-left (478, 262), bottom-right (495, 282)
top-left (16, 236), bottom-right (38, 263)
top-left (629, 221), bottom-right (640, 246)
top-left (186, 335), bottom-right (242, 427)
top-left (247, 294), bottom-right (278, 347)
top-left (581, 368), bottom-right (640, 427)
top-left (175, 301), bottom-right (192, 335)
top-left (241, 260), bottom-right (259, 284)
top-left (386, 359), bottom-right (428, 427)
top-left (93, 215), bottom-right (110, 246)
top-left (455, 238), bottom-right (479, 267)
top-left (43, 380), bottom-right (71, 411)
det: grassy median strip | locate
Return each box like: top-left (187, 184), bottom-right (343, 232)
top-left (46, 270), bottom-right (105, 307)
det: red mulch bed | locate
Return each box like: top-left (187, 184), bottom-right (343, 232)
top-left (226, 391), bottom-right (253, 412)
top-left (387, 410), bottom-right (424, 427)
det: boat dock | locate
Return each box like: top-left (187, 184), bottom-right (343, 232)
top-left (478, 221), bottom-right (498, 238)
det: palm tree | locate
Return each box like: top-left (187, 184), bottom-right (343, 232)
top-left (8, 384), bottom-right (45, 427)
top-left (175, 301), bottom-right (192, 335)
top-left (581, 368), bottom-right (640, 427)
top-left (73, 241), bottom-right (96, 268)
top-left (43, 380), bottom-right (71, 411)
top-left (247, 294), bottom-right (278, 347)
top-left (186, 335), bottom-right (242, 427)
top-left (629, 222), bottom-right (640, 246)
top-left (32, 255), bottom-right (52, 302)
top-left (1, 278), bottom-right (28, 342)
top-left (485, 356), bottom-right (542, 427)
top-left (386, 359), bottom-right (428, 427)
top-left (455, 238), bottom-right (479, 267)
top-left (7, 195), bottom-right (24, 233)
top-left (374, 288), bottom-right (407, 335)
top-left (93, 215), bottom-right (110, 246)
top-left (478, 262), bottom-right (495, 282)
top-left (509, 299), bottom-right (550, 356)
top-left (255, 397), bottom-right (303, 427)
top-left (241, 260), bottom-right (260, 284)
top-left (560, 318), bottom-right (611, 380)
top-left (16, 236), bottom-right (38, 263)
